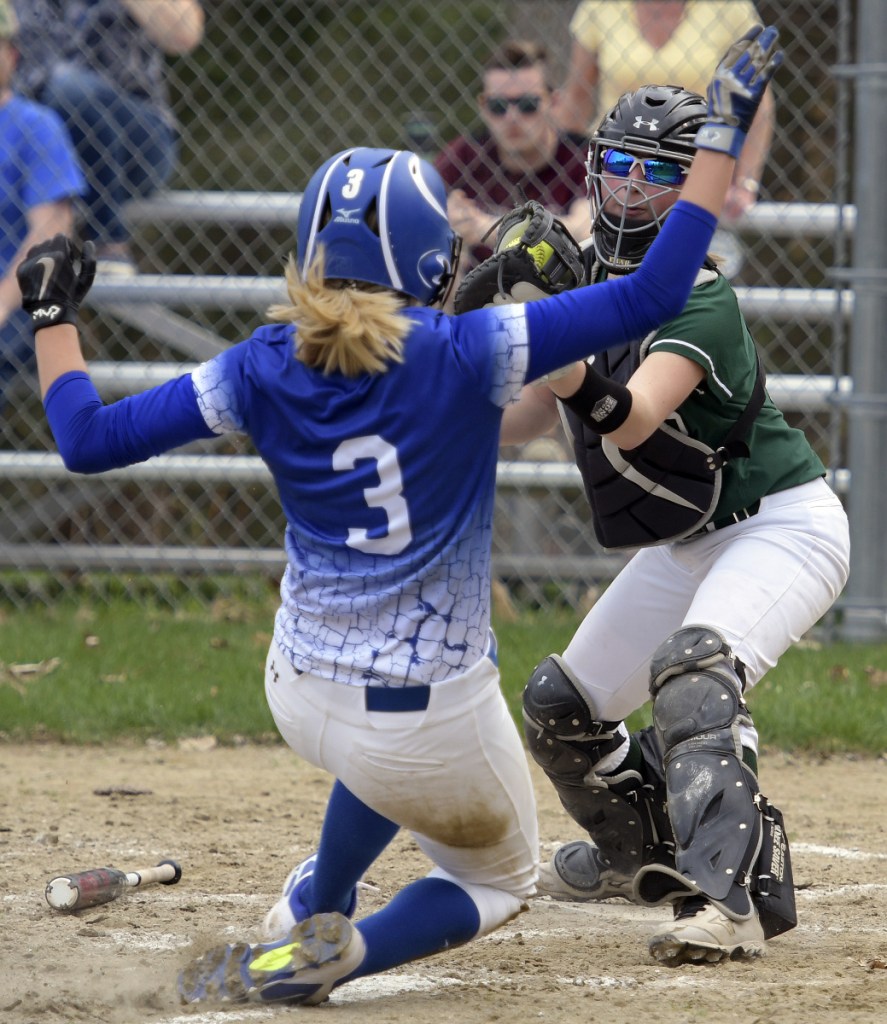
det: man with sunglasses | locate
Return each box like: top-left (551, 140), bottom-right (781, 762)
top-left (461, 72), bottom-right (849, 966)
top-left (435, 39), bottom-right (590, 274)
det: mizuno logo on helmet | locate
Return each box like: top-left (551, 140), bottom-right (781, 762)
top-left (333, 207), bottom-right (361, 224)
top-left (633, 116), bottom-right (660, 131)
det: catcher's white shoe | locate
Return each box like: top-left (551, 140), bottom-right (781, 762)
top-left (537, 841), bottom-right (635, 902)
top-left (648, 896), bottom-right (765, 964)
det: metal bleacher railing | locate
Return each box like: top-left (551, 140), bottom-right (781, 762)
top-left (0, 192), bottom-right (854, 603)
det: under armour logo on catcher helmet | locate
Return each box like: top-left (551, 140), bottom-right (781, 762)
top-left (633, 116), bottom-right (660, 131)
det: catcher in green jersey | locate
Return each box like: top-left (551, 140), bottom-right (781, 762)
top-left (456, 82), bottom-right (850, 965)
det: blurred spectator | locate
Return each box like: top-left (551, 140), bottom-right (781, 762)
top-left (0, 0), bottom-right (84, 413)
top-left (552, 1), bottom-right (773, 223)
top-left (12, 0), bottom-right (204, 276)
top-left (435, 39), bottom-right (590, 272)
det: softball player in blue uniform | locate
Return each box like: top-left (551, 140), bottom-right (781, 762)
top-left (17, 26), bottom-right (780, 1005)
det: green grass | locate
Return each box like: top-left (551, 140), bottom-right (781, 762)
top-left (0, 597), bottom-right (279, 744)
top-left (1, 600), bottom-right (885, 754)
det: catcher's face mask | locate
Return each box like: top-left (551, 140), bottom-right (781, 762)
top-left (586, 84), bottom-right (707, 272)
top-left (589, 145), bottom-right (688, 272)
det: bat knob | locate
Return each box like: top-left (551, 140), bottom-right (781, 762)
top-left (157, 859), bottom-right (183, 885)
top-left (45, 876), bottom-right (80, 910)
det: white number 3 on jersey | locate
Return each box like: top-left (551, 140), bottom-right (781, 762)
top-left (333, 435), bottom-right (412, 555)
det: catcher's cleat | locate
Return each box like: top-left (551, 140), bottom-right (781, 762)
top-left (261, 853), bottom-right (358, 942)
top-left (537, 840), bottom-right (636, 902)
top-left (648, 896), bottom-right (765, 965)
top-left (178, 912), bottom-right (365, 1006)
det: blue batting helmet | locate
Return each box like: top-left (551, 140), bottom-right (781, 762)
top-left (297, 147), bottom-right (459, 306)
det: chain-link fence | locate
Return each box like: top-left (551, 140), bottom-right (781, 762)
top-left (0, 0), bottom-right (855, 610)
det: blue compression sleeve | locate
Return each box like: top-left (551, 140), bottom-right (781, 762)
top-left (349, 877), bottom-right (481, 982)
top-left (303, 781), bottom-right (400, 916)
top-left (524, 200), bottom-right (718, 382)
top-left (43, 371), bottom-right (216, 473)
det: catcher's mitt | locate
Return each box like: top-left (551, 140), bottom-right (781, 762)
top-left (454, 200), bottom-right (586, 314)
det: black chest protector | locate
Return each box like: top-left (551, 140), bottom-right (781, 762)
top-left (562, 321), bottom-right (766, 551)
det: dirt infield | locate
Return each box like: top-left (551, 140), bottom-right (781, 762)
top-left (1, 742), bottom-right (885, 1023)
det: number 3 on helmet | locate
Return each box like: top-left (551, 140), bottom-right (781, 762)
top-left (297, 147), bottom-right (461, 306)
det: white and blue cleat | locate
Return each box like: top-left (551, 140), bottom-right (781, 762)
top-left (177, 912), bottom-right (365, 1006)
top-left (262, 853), bottom-right (358, 942)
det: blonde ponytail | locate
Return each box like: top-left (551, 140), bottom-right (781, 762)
top-left (267, 248), bottom-right (413, 377)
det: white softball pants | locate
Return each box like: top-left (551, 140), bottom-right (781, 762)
top-left (265, 646), bottom-right (539, 933)
top-left (562, 478), bottom-right (850, 740)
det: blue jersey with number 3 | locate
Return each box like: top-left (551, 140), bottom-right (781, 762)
top-left (192, 308), bottom-right (528, 686)
top-left (42, 200), bottom-right (718, 688)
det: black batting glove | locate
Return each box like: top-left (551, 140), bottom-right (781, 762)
top-left (17, 234), bottom-right (97, 334)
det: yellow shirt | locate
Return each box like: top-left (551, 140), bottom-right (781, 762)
top-left (570, 0), bottom-right (762, 122)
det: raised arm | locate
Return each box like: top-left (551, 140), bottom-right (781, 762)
top-left (550, 39), bottom-right (599, 135)
top-left (120, 0), bottom-right (204, 55)
top-left (669, 26), bottom-right (782, 221)
top-left (16, 236), bottom-right (214, 472)
top-left (724, 85), bottom-right (775, 221)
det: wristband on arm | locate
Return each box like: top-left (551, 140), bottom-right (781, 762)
top-left (696, 25), bottom-right (783, 159)
top-left (560, 362), bottom-right (633, 434)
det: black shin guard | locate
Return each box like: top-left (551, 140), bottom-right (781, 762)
top-left (523, 655), bottom-right (674, 876)
top-left (634, 627), bottom-right (796, 937)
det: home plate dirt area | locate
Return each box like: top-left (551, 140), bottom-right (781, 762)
top-left (1, 743), bottom-right (885, 1024)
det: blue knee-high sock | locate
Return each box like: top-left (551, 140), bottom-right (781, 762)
top-left (341, 877), bottom-right (481, 982)
top-left (303, 780), bottom-right (399, 916)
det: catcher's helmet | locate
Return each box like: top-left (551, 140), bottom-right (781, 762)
top-left (587, 85), bottom-right (708, 272)
top-left (297, 147), bottom-right (459, 306)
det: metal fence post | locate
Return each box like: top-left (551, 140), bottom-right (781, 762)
top-left (840, 0), bottom-right (887, 639)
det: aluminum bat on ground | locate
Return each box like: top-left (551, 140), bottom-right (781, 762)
top-left (45, 859), bottom-right (182, 911)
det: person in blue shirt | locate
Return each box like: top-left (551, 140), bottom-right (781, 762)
top-left (12, 0), bottom-right (203, 276)
top-left (17, 27), bottom-right (779, 1007)
top-left (0, 0), bottom-right (84, 416)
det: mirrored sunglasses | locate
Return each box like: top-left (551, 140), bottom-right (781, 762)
top-left (601, 149), bottom-right (687, 186)
top-left (484, 94), bottom-right (542, 116)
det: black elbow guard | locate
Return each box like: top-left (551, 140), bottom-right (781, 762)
top-left (561, 362), bottom-right (632, 434)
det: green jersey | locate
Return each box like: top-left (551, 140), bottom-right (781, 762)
top-left (565, 268), bottom-right (825, 548)
top-left (648, 270), bottom-right (825, 520)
